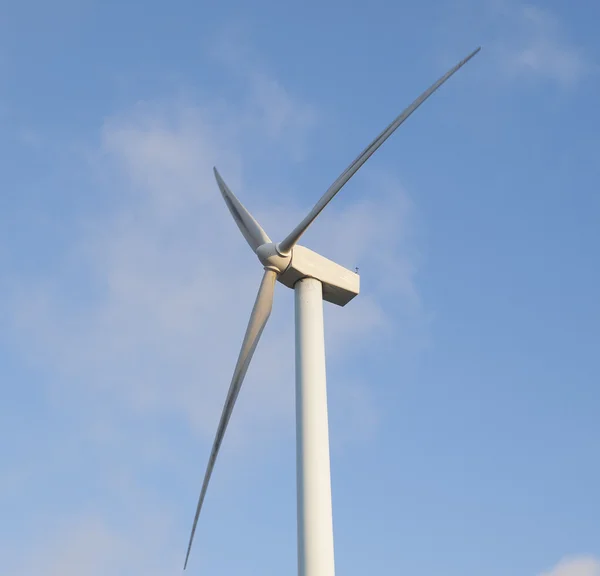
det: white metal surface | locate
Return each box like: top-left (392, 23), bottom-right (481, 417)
top-left (279, 245), bottom-right (359, 307)
top-left (184, 268), bottom-right (277, 568)
top-left (295, 278), bottom-right (336, 576)
top-left (214, 167), bottom-right (272, 251)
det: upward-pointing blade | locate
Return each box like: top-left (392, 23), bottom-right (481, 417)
top-left (184, 268), bottom-right (278, 569)
top-left (214, 167), bottom-right (272, 252)
top-left (277, 46), bottom-right (481, 255)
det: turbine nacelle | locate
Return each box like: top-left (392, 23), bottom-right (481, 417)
top-left (277, 245), bottom-right (359, 307)
top-left (255, 242), bottom-right (360, 307)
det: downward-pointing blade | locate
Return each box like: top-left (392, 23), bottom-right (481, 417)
top-left (184, 268), bottom-right (277, 569)
top-left (214, 167), bottom-right (272, 252)
top-left (278, 46), bottom-right (481, 255)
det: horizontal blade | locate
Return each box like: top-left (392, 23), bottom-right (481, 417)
top-left (214, 167), bottom-right (272, 252)
top-left (184, 268), bottom-right (277, 570)
top-left (278, 46), bottom-right (481, 255)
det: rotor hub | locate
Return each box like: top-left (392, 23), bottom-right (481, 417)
top-left (256, 242), bottom-right (292, 274)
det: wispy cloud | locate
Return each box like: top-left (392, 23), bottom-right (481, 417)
top-left (210, 24), bottom-right (318, 160)
top-left (496, 3), bottom-right (594, 87)
top-left (3, 513), bottom-right (179, 576)
top-left (2, 38), bottom-right (426, 573)
top-left (540, 556), bottom-right (600, 576)
top-left (9, 94), bottom-right (418, 440)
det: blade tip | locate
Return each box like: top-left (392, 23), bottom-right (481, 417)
top-left (213, 167), bottom-right (226, 190)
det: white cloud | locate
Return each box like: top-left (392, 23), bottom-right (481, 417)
top-left (497, 3), bottom-right (594, 87)
top-left (6, 514), bottom-right (179, 576)
top-left (540, 557), bottom-right (600, 576)
top-left (209, 24), bottom-right (317, 161)
top-left (2, 46), bottom-right (425, 574)
top-left (246, 71), bottom-right (317, 158)
top-left (8, 79), bottom-right (421, 446)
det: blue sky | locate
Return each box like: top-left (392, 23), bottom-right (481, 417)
top-left (1, 0), bottom-right (599, 574)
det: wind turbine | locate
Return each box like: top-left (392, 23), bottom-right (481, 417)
top-left (184, 46), bottom-right (481, 575)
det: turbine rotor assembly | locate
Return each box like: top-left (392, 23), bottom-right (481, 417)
top-left (184, 46), bottom-right (481, 571)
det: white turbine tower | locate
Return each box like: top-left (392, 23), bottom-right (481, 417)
top-left (184, 46), bottom-right (481, 575)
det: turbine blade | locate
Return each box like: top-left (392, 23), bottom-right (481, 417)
top-left (214, 167), bottom-right (272, 251)
top-left (278, 46), bottom-right (481, 254)
top-left (183, 268), bottom-right (277, 569)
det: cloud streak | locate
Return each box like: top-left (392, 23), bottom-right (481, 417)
top-left (540, 557), bottom-right (600, 576)
top-left (2, 45), bottom-right (425, 574)
top-left (496, 3), bottom-right (595, 87)
top-left (10, 95), bottom-right (418, 439)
